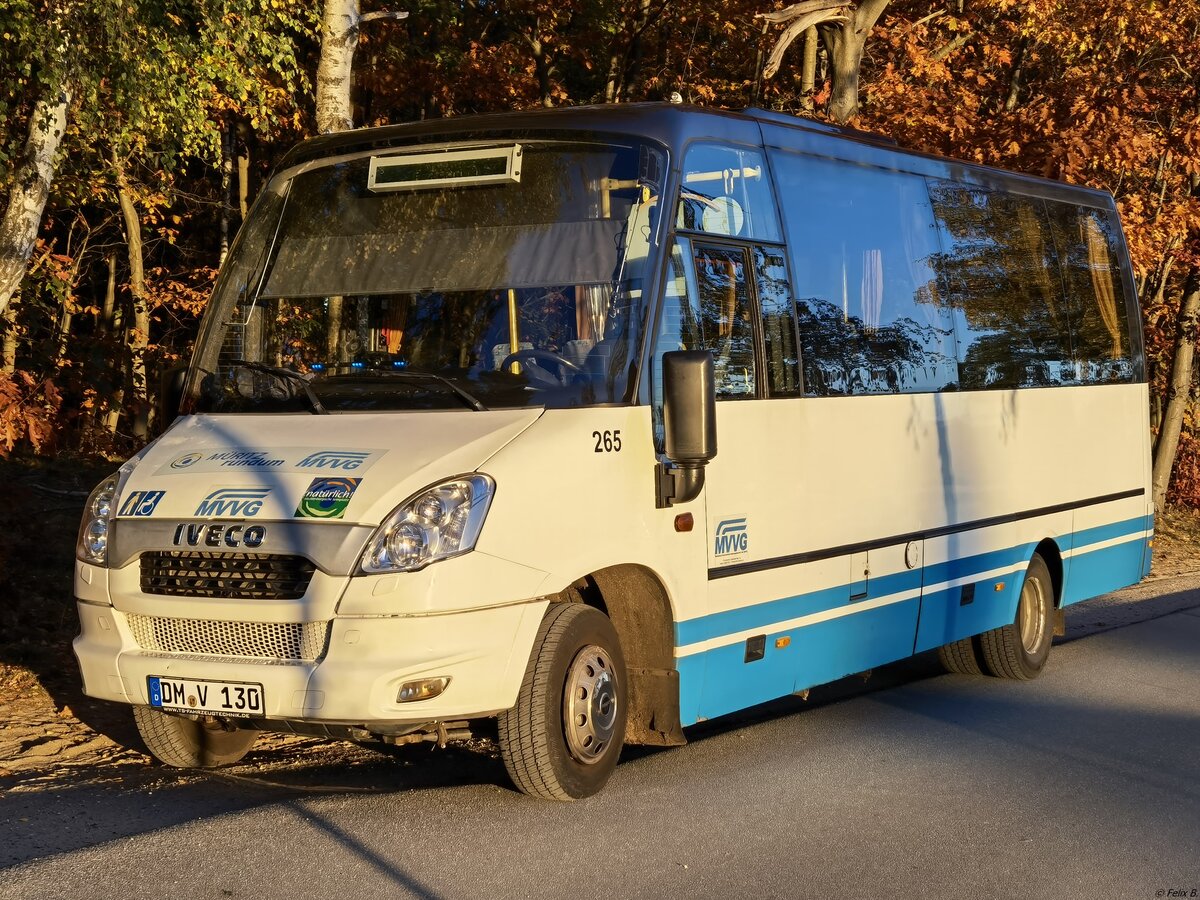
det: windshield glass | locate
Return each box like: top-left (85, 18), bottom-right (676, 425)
top-left (187, 139), bottom-right (664, 413)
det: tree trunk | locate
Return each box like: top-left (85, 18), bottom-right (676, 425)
top-left (316, 0), bottom-right (361, 133)
top-left (315, 2), bottom-right (406, 133)
top-left (219, 125), bottom-right (233, 264)
top-left (1152, 267), bottom-right (1200, 512)
top-left (115, 156), bottom-right (151, 441)
top-left (1, 297), bottom-right (18, 374)
top-left (101, 252), bottom-right (118, 333)
top-left (821, 0), bottom-right (890, 124)
top-left (0, 84), bottom-right (71, 322)
top-left (801, 26), bottom-right (818, 110)
top-left (237, 145), bottom-right (250, 219)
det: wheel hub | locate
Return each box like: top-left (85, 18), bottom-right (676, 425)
top-left (563, 644), bottom-right (618, 765)
top-left (1018, 574), bottom-right (1048, 653)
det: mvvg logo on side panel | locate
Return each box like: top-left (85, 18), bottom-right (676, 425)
top-left (714, 518), bottom-right (749, 557)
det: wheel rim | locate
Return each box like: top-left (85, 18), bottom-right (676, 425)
top-left (563, 644), bottom-right (618, 765)
top-left (1018, 572), bottom-right (1048, 654)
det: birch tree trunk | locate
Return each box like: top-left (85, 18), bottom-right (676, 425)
top-left (315, 0), bottom-right (407, 134)
top-left (316, 0), bottom-right (360, 134)
top-left (1152, 267), bottom-right (1200, 512)
top-left (0, 84), bottom-right (71, 321)
top-left (115, 156), bottom-right (151, 440)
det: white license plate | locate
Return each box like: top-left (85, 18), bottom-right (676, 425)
top-left (147, 676), bottom-right (265, 718)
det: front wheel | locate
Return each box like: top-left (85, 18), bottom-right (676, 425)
top-left (979, 553), bottom-right (1055, 680)
top-left (498, 603), bottom-right (627, 800)
top-left (133, 705), bottom-right (258, 768)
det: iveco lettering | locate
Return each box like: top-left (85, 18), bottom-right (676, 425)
top-left (72, 104), bottom-right (1152, 800)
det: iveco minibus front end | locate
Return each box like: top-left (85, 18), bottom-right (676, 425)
top-left (73, 119), bottom-right (671, 800)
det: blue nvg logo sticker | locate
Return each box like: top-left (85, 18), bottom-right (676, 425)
top-left (295, 477), bottom-right (361, 519)
top-left (194, 488), bottom-right (270, 518)
top-left (714, 517), bottom-right (749, 557)
top-left (118, 490), bottom-right (166, 517)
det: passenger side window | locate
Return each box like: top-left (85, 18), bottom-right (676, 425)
top-left (754, 246), bottom-right (801, 396)
top-left (691, 245), bottom-right (757, 397)
top-left (769, 150), bottom-right (958, 395)
top-left (1044, 204), bottom-right (1133, 384)
top-left (654, 240), bottom-right (757, 400)
top-left (677, 144), bottom-right (781, 243)
top-left (927, 182), bottom-right (1075, 389)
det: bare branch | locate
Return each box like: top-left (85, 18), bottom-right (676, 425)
top-left (756, 0), bottom-right (849, 26)
top-left (762, 10), bottom-right (850, 79)
top-left (911, 9), bottom-right (945, 29)
top-left (359, 10), bottom-right (408, 24)
top-left (931, 32), bottom-right (972, 62)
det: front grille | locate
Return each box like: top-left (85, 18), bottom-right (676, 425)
top-left (127, 614), bottom-right (329, 663)
top-left (140, 551), bottom-right (316, 600)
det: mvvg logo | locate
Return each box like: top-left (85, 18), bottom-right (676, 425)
top-left (194, 488), bottom-right (270, 518)
top-left (298, 450), bottom-right (372, 470)
top-left (714, 518), bottom-right (749, 556)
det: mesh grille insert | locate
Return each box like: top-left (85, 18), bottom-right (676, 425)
top-left (127, 614), bottom-right (329, 662)
top-left (140, 551), bottom-right (316, 600)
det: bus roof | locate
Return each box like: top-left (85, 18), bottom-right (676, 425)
top-left (276, 102), bottom-right (1113, 206)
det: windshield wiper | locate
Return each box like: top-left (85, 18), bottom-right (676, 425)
top-left (350, 367), bottom-right (488, 411)
top-left (229, 359), bottom-right (329, 415)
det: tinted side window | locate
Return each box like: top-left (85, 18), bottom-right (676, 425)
top-left (677, 144), bottom-right (782, 242)
top-left (754, 246), bottom-right (801, 395)
top-left (928, 182), bottom-right (1075, 389)
top-left (691, 245), bottom-right (757, 397)
top-left (1044, 204), bottom-right (1133, 384)
top-left (770, 150), bottom-right (958, 395)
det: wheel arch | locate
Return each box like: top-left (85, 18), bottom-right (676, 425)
top-left (1034, 537), bottom-right (1064, 608)
top-left (552, 563), bottom-right (685, 747)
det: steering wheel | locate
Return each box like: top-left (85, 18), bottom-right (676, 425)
top-left (499, 349), bottom-right (582, 388)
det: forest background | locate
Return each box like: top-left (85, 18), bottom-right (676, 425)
top-left (2, 0), bottom-right (1199, 509)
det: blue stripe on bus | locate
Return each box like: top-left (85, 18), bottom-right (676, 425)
top-left (1069, 515), bottom-right (1152, 552)
top-left (674, 568), bottom-right (922, 647)
top-left (1061, 534), bottom-right (1150, 606)
top-left (675, 514), bottom-right (1151, 726)
top-left (677, 514), bottom-right (1151, 651)
top-left (679, 596), bottom-right (923, 724)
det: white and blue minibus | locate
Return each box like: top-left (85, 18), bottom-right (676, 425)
top-left (73, 103), bottom-right (1151, 799)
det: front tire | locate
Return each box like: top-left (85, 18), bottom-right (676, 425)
top-left (979, 553), bottom-right (1055, 680)
top-left (133, 706), bottom-right (258, 768)
top-left (498, 603), bottom-right (627, 800)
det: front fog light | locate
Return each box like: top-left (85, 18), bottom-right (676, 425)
top-left (361, 474), bottom-right (494, 573)
top-left (398, 677), bottom-right (450, 703)
top-left (77, 473), bottom-right (120, 566)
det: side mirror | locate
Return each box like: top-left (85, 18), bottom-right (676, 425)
top-left (657, 350), bottom-right (717, 507)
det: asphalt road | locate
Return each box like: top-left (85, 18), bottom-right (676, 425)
top-left (3, 579), bottom-right (1199, 900)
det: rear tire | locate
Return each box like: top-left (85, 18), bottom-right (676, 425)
top-left (498, 603), bottom-right (627, 800)
top-left (979, 553), bottom-right (1055, 680)
top-left (133, 706), bottom-right (258, 768)
top-left (937, 635), bottom-right (985, 675)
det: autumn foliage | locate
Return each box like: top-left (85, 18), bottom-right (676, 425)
top-left (2, 0), bottom-right (1199, 501)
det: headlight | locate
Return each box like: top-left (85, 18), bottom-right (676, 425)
top-left (360, 474), bottom-right (495, 574)
top-left (77, 473), bottom-right (120, 566)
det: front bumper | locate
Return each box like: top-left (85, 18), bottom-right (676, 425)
top-left (73, 598), bottom-right (548, 724)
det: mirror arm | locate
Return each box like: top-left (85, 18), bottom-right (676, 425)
top-left (655, 461), bottom-right (706, 509)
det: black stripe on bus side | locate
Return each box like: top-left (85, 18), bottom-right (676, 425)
top-left (707, 487), bottom-right (1146, 581)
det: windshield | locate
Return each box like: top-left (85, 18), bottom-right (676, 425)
top-left (186, 138), bottom-right (665, 413)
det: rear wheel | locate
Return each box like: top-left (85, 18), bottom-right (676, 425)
top-left (498, 603), bottom-right (627, 800)
top-left (937, 635), bottom-right (985, 675)
top-left (979, 553), bottom-right (1055, 680)
top-left (133, 706), bottom-right (258, 767)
